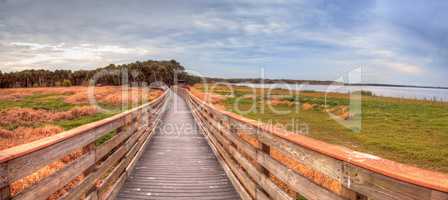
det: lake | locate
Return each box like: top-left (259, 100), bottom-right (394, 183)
top-left (233, 83), bottom-right (448, 102)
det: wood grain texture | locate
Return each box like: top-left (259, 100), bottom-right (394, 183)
top-left (117, 93), bottom-right (240, 200)
top-left (2, 88), bottom-right (447, 200)
top-left (184, 88), bottom-right (448, 200)
top-left (15, 152), bottom-right (95, 200)
top-left (196, 105), bottom-right (345, 200)
top-left (0, 91), bottom-right (168, 200)
top-left (192, 106), bottom-right (255, 200)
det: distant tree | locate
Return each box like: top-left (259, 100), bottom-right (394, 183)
top-left (0, 60), bottom-right (189, 88)
top-left (62, 79), bottom-right (72, 87)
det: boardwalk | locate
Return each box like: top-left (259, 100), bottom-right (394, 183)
top-left (1, 90), bottom-right (447, 200)
top-left (117, 92), bottom-right (240, 200)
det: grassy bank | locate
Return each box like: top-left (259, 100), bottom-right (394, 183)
top-left (193, 84), bottom-right (448, 173)
top-left (0, 86), bottom-right (162, 150)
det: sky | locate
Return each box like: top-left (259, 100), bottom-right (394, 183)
top-left (0, 0), bottom-right (447, 87)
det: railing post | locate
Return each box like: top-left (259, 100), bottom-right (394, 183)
top-left (83, 142), bottom-right (98, 199)
top-left (260, 143), bottom-right (270, 176)
top-left (258, 128), bottom-right (302, 199)
top-left (0, 163), bottom-right (10, 200)
top-left (0, 186), bottom-right (10, 200)
top-left (254, 128), bottom-right (272, 199)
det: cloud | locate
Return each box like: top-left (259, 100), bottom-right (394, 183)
top-left (0, 0), bottom-right (446, 86)
top-left (387, 63), bottom-right (424, 75)
top-left (11, 42), bottom-right (65, 50)
top-left (192, 10), bottom-right (288, 36)
top-left (3, 42), bottom-right (155, 69)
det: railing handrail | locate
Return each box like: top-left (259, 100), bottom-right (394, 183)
top-left (0, 90), bottom-right (167, 163)
top-left (183, 88), bottom-right (448, 200)
top-left (0, 89), bottom-right (170, 200)
top-left (216, 104), bottom-right (448, 192)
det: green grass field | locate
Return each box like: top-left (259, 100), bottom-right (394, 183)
top-left (0, 93), bottom-right (119, 130)
top-left (0, 93), bottom-right (75, 111)
top-left (194, 84), bottom-right (448, 173)
top-left (0, 86), bottom-right (161, 150)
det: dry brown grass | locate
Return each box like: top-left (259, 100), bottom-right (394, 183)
top-left (190, 88), bottom-right (224, 104)
top-left (0, 87), bottom-right (86, 101)
top-left (2, 124), bottom-right (87, 198)
top-left (0, 86), bottom-right (162, 106)
top-left (0, 106), bottom-right (97, 128)
top-left (0, 86), bottom-right (163, 150)
top-left (55, 106), bottom-right (98, 120)
top-left (0, 125), bottom-right (64, 151)
top-left (190, 87), bottom-right (226, 110)
top-left (0, 108), bottom-right (52, 127)
top-left (270, 98), bottom-right (294, 106)
top-left (301, 102), bottom-right (314, 111)
top-left (0, 86), bottom-right (164, 199)
top-left (325, 105), bottom-right (352, 120)
top-left (0, 105), bottom-right (99, 151)
top-left (10, 149), bottom-right (85, 197)
top-left (64, 86), bottom-right (162, 106)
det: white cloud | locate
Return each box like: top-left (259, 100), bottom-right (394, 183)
top-left (11, 42), bottom-right (62, 50)
top-left (5, 54), bottom-right (55, 66)
top-left (3, 42), bottom-right (156, 68)
top-left (388, 63), bottom-right (424, 75)
top-left (192, 15), bottom-right (241, 32)
top-left (243, 22), bottom-right (287, 34)
top-left (0, 0), bottom-right (445, 86)
top-left (192, 10), bottom-right (288, 35)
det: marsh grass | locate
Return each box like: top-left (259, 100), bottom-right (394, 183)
top-left (194, 84), bottom-right (448, 172)
top-left (95, 130), bottom-right (118, 146)
top-left (0, 86), bottom-right (163, 198)
top-left (54, 112), bottom-right (117, 130)
top-left (0, 93), bottom-right (74, 111)
top-left (0, 86), bottom-right (162, 150)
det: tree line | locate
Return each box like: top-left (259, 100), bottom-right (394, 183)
top-left (204, 77), bottom-right (340, 85)
top-left (0, 60), bottom-right (199, 88)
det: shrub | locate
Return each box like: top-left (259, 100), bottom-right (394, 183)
top-left (0, 125), bottom-right (63, 150)
top-left (62, 79), bottom-right (72, 87)
top-left (0, 108), bottom-right (53, 127)
top-left (353, 90), bottom-right (374, 96)
top-left (0, 106), bottom-right (98, 128)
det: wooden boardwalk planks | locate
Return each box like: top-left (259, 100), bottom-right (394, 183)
top-left (182, 87), bottom-right (448, 200)
top-left (117, 93), bottom-right (240, 200)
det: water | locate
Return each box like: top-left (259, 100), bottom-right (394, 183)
top-left (233, 83), bottom-right (448, 102)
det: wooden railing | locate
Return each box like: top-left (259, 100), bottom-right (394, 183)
top-left (179, 88), bottom-right (448, 200)
top-left (0, 90), bottom-right (169, 200)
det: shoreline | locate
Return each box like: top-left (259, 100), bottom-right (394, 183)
top-left (204, 78), bottom-right (448, 90)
